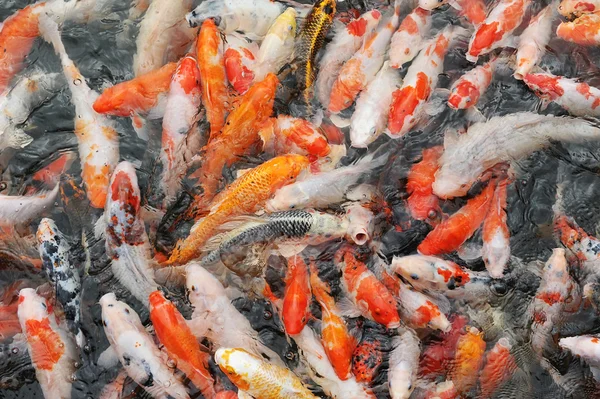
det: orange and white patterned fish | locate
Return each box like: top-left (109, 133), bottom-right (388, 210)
top-left (259, 115), bottom-right (331, 157)
top-left (514, 4), bottom-right (556, 79)
top-left (558, 0), bottom-right (600, 18)
top-left (224, 33), bottom-right (258, 95)
top-left (448, 57), bottom-right (496, 110)
top-left (482, 177), bottom-right (511, 278)
top-left (389, 7), bottom-right (432, 69)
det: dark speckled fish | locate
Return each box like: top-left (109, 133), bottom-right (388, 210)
top-left (37, 218), bottom-right (83, 346)
top-left (294, 0), bottom-right (337, 102)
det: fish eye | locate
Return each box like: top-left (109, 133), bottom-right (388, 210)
top-left (124, 308), bottom-right (130, 314)
top-left (427, 209), bottom-right (438, 219)
top-left (103, 320), bottom-right (108, 327)
top-left (323, 4), bottom-right (333, 14)
top-left (191, 285), bottom-right (197, 292)
top-left (0, 182), bottom-right (6, 191)
top-left (491, 281), bottom-right (508, 296)
top-left (301, 316), bottom-right (306, 323)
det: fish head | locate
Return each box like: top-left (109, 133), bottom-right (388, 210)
top-left (214, 347), bottom-right (258, 386)
top-left (173, 56), bottom-right (201, 95)
top-left (432, 167), bottom-right (472, 199)
top-left (419, 0), bottom-right (448, 10)
top-left (36, 218), bottom-right (61, 246)
top-left (186, 264), bottom-right (227, 310)
top-left (17, 288), bottom-right (50, 322)
top-left (345, 203), bottom-right (374, 245)
top-left (148, 290), bottom-right (167, 311)
top-left (311, 0), bottom-right (337, 21)
top-left (266, 184), bottom-right (309, 212)
top-left (271, 8), bottom-right (297, 39)
top-left (99, 293), bottom-right (143, 335)
top-left (522, 73), bottom-right (564, 101)
top-left (270, 154), bottom-right (311, 188)
top-left (106, 162), bottom-right (143, 247)
top-left (93, 84), bottom-right (133, 117)
top-left (350, 114), bottom-right (379, 149)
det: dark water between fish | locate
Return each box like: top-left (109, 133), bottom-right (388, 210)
top-left (2, 0), bottom-right (600, 398)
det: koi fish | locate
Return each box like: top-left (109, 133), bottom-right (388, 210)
top-left (389, 7), bottom-right (432, 69)
top-left (387, 26), bottom-right (459, 137)
top-left (448, 58), bottom-right (496, 110)
top-left (423, 381), bottom-right (458, 399)
top-left (419, 315), bottom-right (469, 379)
top-left (448, 326), bottom-right (486, 393)
top-left (530, 248), bottom-right (580, 356)
top-left (292, 325), bottom-right (375, 398)
top-left (17, 288), bottom-right (78, 399)
top-left (406, 146), bottom-right (444, 225)
top-left (186, 264), bottom-right (285, 365)
top-left (0, 72), bottom-right (62, 151)
top-left (396, 279), bottom-right (451, 332)
top-left (352, 329), bottom-right (385, 384)
top-left (186, 0), bottom-right (285, 39)
top-left (558, 0), bottom-right (600, 18)
top-left (466, 0), bottom-right (531, 62)
top-left (310, 261), bottom-right (357, 381)
top-left (259, 115), bottom-right (330, 157)
top-left (254, 7), bottom-right (297, 82)
top-left (224, 34), bottom-right (258, 95)
top-left (215, 347), bottom-right (319, 399)
top-left (559, 334), bottom-right (600, 379)
top-left (93, 62), bottom-right (177, 117)
top-left (148, 290), bottom-right (216, 398)
top-left (31, 152), bottom-right (75, 189)
top-left (479, 337), bottom-right (518, 397)
top-left (37, 218), bottom-right (83, 345)
top-left (418, 0), bottom-right (448, 10)
top-left (482, 178), bottom-right (510, 278)
top-left (100, 162), bottom-right (157, 307)
top-left (283, 255), bottom-right (312, 335)
top-left (350, 62), bottom-right (402, 148)
top-left (160, 55), bottom-right (202, 206)
top-left (523, 72), bottom-right (600, 117)
top-left (133, 0), bottom-right (196, 76)
top-left (197, 19), bottom-right (229, 140)
top-left (336, 247), bottom-right (400, 328)
top-left (316, 9), bottom-right (382, 107)
top-left (514, 4), bottom-right (556, 79)
top-left (99, 293), bottom-right (190, 399)
top-left (41, 16), bottom-right (119, 209)
top-left (451, 0), bottom-right (487, 26)
top-left (389, 329), bottom-right (420, 399)
top-left (418, 180), bottom-right (496, 256)
top-left (328, 0), bottom-right (401, 113)
top-left (169, 154), bottom-right (308, 265)
top-left (188, 73), bottom-right (278, 211)
top-left (433, 113), bottom-right (600, 198)
top-left (557, 12), bottom-right (600, 45)
top-left (554, 214), bottom-right (600, 262)
top-left (0, 184), bottom-right (59, 226)
top-left (294, 0), bottom-right (337, 102)
top-left (391, 254), bottom-right (487, 293)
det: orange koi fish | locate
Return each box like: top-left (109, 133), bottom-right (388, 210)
top-left (93, 62), bottom-right (177, 117)
top-left (479, 337), bottom-right (518, 398)
top-left (389, 7), bottom-right (432, 69)
top-left (169, 153), bottom-right (309, 265)
top-left (224, 33), bottom-right (258, 95)
top-left (310, 261), bottom-right (357, 380)
top-left (160, 55), bottom-right (202, 206)
top-left (328, 0), bottom-right (401, 113)
top-left (197, 19), bottom-right (229, 140)
top-left (406, 146), bottom-right (444, 225)
top-left (448, 58), bottom-right (496, 110)
top-left (466, 0), bottom-right (531, 62)
top-left (17, 288), bottom-right (78, 399)
top-left (41, 17), bottom-right (119, 209)
top-left (336, 247), bottom-right (400, 328)
top-left (259, 115), bottom-right (331, 158)
top-left (418, 180), bottom-right (496, 256)
top-left (482, 178), bottom-right (510, 278)
top-left (283, 256), bottom-right (312, 335)
top-left (448, 326), bottom-right (486, 393)
top-left (149, 290), bottom-right (216, 398)
top-left (188, 73), bottom-right (279, 212)
top-left (557, 12), bottom-right (600, 45)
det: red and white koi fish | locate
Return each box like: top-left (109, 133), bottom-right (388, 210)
top-left (254, 7), bottom-right (297, 82)
top-left (17, 288), bottom-right (78, 399)
top-left (396, 279), bottom-right (451, 332)
top-left (282, 255), bottom-right (312, 335)
top-left (418, 180), bottom-right (496, 256)
top-left (134, 0), bottom-right (196, 76)
top-left (224, 33), bottom-right (258, 95)
top-left (149, 291), bottom-right (216, 398)
top-left (389, 7), bottom-right (431, 69)
top-left (406, 146), bottom-right (444, 225)
top-left (197, 19), bottom-right (229, 141)
top-left (559, 334), bottom-right (600, 380)
top-left (40, 17), bottom-right (119, 209)
top-left (328, 0), bottom-right (401, 113)
top-left (100, 162), bottom-right (157, 307)
top-left (523, 72), bottom-right (600, 117)
top-left (530, 248), bottom-right (580, 356)
top-left (100, 293), bottom-right (190, 399)
top-left (259, 115), bottom-right (330, 157)
top-left (389, 329), bottom-right (420, 399)
top-left (482, 178), bottom-right (510, 278)
top-left (387, 26), bottom-right (461, 137)
top-left (336, 247), bottom-right (400, 328)
top-left (479, 337), bottom-right (518, 398)
top-left (316, 9), bottom-right (381, 107)
top-left (448, 57), bottom-right (496, 110)
top-left (350, 61), bottom-right (401, 148)
top-left (0, 184), bottom-right (59, 226)
top-left (554, 213), bottom-right (600, 262)
top-left (558, 0), bottom-right (600, 18)
top-left (160, 55), bottom-right (202, 206)
top-left (466, 0), bottom-right (531, 62)
top-left (557, 11), bottom-right (600, 45)
top-left (514, 4), bottom-right (556, 79)
top-left (451, 0), bottom-right (487, 26)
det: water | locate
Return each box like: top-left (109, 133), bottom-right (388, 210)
top-left (2, 0), bottom-right (600, 398)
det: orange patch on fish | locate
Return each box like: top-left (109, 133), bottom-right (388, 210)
top-left (25, 317), bottom-right (65, 371)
